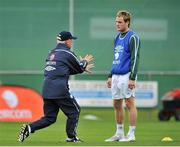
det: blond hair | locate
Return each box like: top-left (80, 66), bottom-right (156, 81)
top-left (116, 10), bottom-right (132, 27)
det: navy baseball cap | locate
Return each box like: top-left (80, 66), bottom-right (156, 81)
top-left (57, 31), bottom-right (77, 41)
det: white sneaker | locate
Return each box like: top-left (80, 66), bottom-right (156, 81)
top-left (105, 134), bottom-right (124, 142)
top-left (119, 134), bottom-right (135, 142)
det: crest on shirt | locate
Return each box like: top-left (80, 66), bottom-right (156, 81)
top-left (49, 54), bottom-right (55, 60)
top-left (115, 45), bottom-right (124, 53)
top-left (115, 52), bottom-right (119, 60)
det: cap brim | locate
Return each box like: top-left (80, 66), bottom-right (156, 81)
top-left (71, 36), bottom-right (77, 40)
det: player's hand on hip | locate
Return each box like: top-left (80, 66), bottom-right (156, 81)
top-left (106, 78), bottom-right (112, 88)
top-left (128, 80), bottom-right (135, 89)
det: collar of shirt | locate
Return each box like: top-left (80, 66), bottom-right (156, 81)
top-left (55, 43), bottom-right (70, 50)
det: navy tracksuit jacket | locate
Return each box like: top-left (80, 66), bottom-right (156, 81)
top-left (29, 43), bottom-right (88, 138)
top-left (42, 43), bottom-right (87, 99)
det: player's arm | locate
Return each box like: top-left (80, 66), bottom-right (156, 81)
top-left (106, 34), bottom-right (118, 88)
top-left (129, 35), bottom-right (140, 80)
top-left (67, 52), bottom-right (94, 74)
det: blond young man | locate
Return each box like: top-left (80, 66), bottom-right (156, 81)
top-left (105, 10), bottom-right (140, 142)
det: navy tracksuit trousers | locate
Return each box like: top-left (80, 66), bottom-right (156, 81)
top-left (29, 98), bottom-right (80, 138)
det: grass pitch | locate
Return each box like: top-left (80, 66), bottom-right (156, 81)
top-left (0, 108), bottom-right (180, 146)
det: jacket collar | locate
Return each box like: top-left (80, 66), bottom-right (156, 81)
top-left (55, 43), bottom-right (70, 50)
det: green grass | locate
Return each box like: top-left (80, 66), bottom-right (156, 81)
top-left (0, 108), bottom-right (180, 146)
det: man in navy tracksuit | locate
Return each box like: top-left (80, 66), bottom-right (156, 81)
top-left (18, 31), bottom-right (94, 142)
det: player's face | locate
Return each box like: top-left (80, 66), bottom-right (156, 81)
top-left (66, 39), bottom-right (73, 49)
top-left (115, 16), bottom-right (129, 32)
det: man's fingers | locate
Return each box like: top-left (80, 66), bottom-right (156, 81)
top-left (88, 55), bottom-right (94, 62)
top-left (85, 64), bottom-right (94, 73)
top-left (79, 56), bottom-right (83, 60)
top-left (86, 64), bottom-right (94, 70)
top-left (129, 84), bottom-right (135, 89)
top-left (85, 70), bottom-right (92, 73)
top-left (83, 54), bottom-right (94, 62)
top-left (88, 64), bottom-right (94, 68)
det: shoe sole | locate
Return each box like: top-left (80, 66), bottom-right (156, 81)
top-left (105, 139), bottom-right (120, 142)
top-left (18, 124), bottom-right (29, 142)
top-left (119, 139), bottom-right (136, 142)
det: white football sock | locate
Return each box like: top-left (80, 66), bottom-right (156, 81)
top-left (128, 126), bottom-right (136, 136)
top-left (115, 124), bottom-right (124, 136)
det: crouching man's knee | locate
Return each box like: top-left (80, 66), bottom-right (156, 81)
top-left (45, 116), bottom-right (57, 125)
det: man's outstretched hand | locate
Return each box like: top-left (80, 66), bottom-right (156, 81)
top-left (80, 54), bottom-right (94, 73)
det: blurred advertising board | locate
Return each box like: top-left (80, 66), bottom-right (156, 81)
top-left (69, 81), bottom-right (158, 108)
top-left (0, 85), bottom-right (43, 122)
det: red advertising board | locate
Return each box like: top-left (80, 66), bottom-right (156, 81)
top-left (0, 85), bottom-right (43, 122)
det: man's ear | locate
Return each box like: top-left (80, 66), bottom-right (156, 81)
top-left (127, 20), bottom-right (130, 27)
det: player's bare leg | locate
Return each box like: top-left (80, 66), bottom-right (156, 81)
top-left (120, 97), bottom-right (137, 142)
top-left (105, 99), bottom-right (124, 142)
top-left (114, 99), bottom-right (124, 124)
top-left (126, 97), bottom-right (137, 126)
